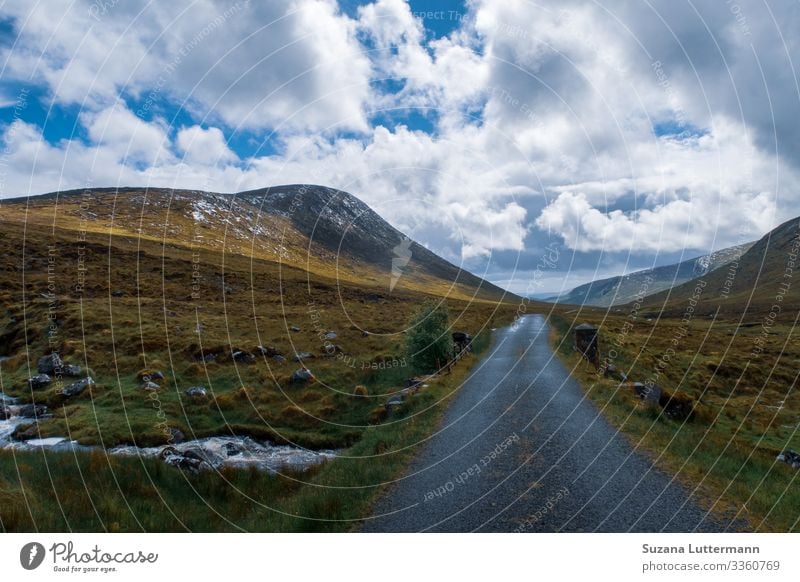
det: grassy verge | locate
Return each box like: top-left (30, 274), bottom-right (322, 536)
top-left (548, 312), bottom-right (800, 532)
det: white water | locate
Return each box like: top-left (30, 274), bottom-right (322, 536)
top-left (0, 390), bottom-right (336, 472)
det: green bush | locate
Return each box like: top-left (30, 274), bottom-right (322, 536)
top-left (405, 303), bottom-right (451, 373)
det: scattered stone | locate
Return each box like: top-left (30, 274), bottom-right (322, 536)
top-left (323, 331), bottom-right (337, 340)
top-left (141, 381), bottom-right (160, 391)
top-left (37, 353), bottom-right (63, 374)
top-left (361, 331), bottom-right (370, 337)
top-left (61, 377), bottom-right (94, 398)
top-left (111, 289), bottom-right (125, 297)
top-left (62, 363), bottom-right (82, 377)
top-left (18, 404), bottom-right (50, 419)
top-left (28, 373), bottom-right (52, 390)
top-left (185, 386), bottom-right (208, 398)
top-left (386, 395), bottom-right (404, 407)
top-left (256, 345), bottom-right (282, 357)
top-left (231, 350), bottom-right (256, 364)
top-left (290, 368), bottom-right (314, 384)
top-left (138, 370), bottom-right (165, 382)
top-left (272, 355), bottom-right (286, 365)
top-left (292, 352), bottom-right (316, 362)
top-left (630, 382), bottom-right (661, 404)
top-left (290, 325), bottom-right (301, 332)
top-left (777, 450), bottom-right (800, 470)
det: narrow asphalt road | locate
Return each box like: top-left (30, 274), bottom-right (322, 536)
top-left (362, 314), bottom-right (730, 532)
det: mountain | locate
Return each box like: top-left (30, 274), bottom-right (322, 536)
top-left (551, 242), bottom-right (754, 307)
top-left (640, 215), bottom-right (800, 317)
top-left (0, 185), bottom-right (511, 302)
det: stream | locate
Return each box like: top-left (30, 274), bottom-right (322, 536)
top-left (0, 390), bottom-right (337, 473)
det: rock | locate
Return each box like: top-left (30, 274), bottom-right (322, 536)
top-left (290, 368), bottom-right (314, 384)
top-left (224, 442), bottom-right (242, 457)
top-left (292, 352), bottom-right (316, 362)
top-left (168, 428), bottom-right (185, 444)
top-left (62, 364), bottom-right (82, 377)
top-left (630, 382), bottom-right (661, 404)
top-left (404, 377), bottom-right (422, 389)
top-left (361, 330), bottom-right (370, 337)
top-left (37, 353), bottom-right (63, 374)
top-left (386, 395), bottom-right (404, 407)
top-left (28, 373), bottom-right (52, 390)
top-left (0, 405), bottom-right (10, 420)
top-left (290, 325), bottom-right (301, 332)
top-left (138, 370), bottom-right (165, 382)
top-left (141, 381), bottom-right (160, 391)
top-left (111, 289), bottom-right (125, 297)
top-left (12, 423), bottom-right (42, 440)
top-left (185, 386), bottom-right (208, 398)
top-left (256, 345), bottom-right (281, 357)
top-left (158, 447), bottom-right (208, 473)
top-left (272, 355), bottom-right (286, 364)
top-left (777, 450), bottom-right (800, 469)
top-left (62, 377), bottom-right (94, 398)
top-left (231, 349), bottom-right (256, 364)
top-left (18, 404), bottom-right (50, 419)
top-left (323, 331), bottom-right (337, 339)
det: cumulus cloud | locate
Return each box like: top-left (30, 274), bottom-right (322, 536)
top-left (2, 0), bottom-right (800, 283)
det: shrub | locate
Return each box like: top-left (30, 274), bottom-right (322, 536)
top-left (405, 302), bottom-right (451, 373)
top-left (353, 385), bottom-right (368, 396)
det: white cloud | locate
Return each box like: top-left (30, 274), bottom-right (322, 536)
top-left (176, 125), bottom-right (237, 165)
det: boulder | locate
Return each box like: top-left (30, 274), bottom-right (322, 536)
top-left (290, 368), bottom-right (314, 384)
top-left (61, 377), bottom-right (94, 398)
top-left (28, 373), bottom-right (52, 390)
top-left (185, 386), bottom-right (208, 398)
top-left (256, 345), bottom-right (282, 357)
top-left (292, 352), bottom-right (316, 362)
top-left (141, 381), bottom-right (160, 391)
top-left (18, 404), bottom-right (50, 419)
top-left (62, 364), bottom-right (82, 377)
top-left (159, 447), bottom-right (208, 473)
top-left (37, 353), bottom-right (63, 374)
top-left (777, 450), bottom-right (800, 470)
top-left (231, 350), bottom-right (256, 364)
top-left (224, 442), bottom-right (242, 457)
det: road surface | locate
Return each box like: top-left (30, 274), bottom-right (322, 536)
top-left (362, 314), bottom-right (730, 532)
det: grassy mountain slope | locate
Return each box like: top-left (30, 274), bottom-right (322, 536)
top-left (554, 242), bottom-right (753, 307)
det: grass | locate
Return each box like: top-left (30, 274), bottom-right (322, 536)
top-left (548, 307), bottom-right (800, 532)
top-left (0, 191), bottom-right (521, 531)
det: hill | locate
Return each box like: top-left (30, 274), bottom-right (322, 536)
top-left (553, 242), bottom-right (753, 307)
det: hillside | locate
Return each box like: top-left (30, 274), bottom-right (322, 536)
top-left (640, 216), bottom-right (800, 317)
top-left (0, 185), bottom-right (510, 303)
top-left (0, 185), bottom-right (521, 451)
top-left (552, 242), bottom-right (753, 307)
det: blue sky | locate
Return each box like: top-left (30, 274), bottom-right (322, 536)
top-left (1, 1), bottom-right (798, 295)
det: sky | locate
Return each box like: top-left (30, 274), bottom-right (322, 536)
top-left (1, 0), bottom-right (799, 296)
